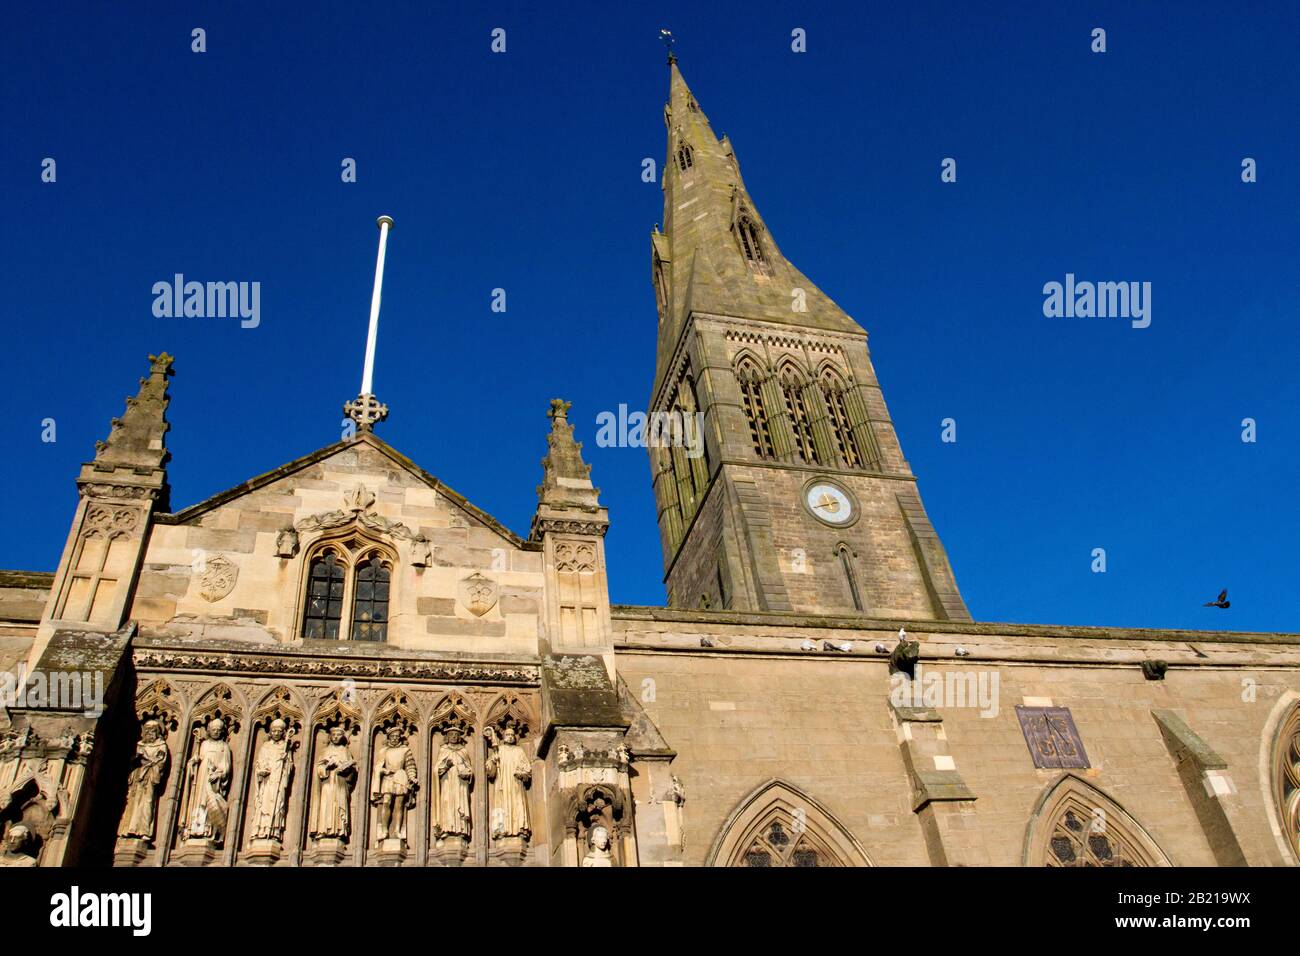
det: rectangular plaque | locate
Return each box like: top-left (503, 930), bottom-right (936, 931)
top-left (1015, 705), bottom-right (1090, 769)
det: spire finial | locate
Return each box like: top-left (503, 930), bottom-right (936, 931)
top-left (346, 215), bottom-right (394, 432)
top-left (659, 28), bottom-right (676, 65)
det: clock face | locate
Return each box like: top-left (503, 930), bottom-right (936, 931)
top-left (805, 482), bottom-right (854, 525)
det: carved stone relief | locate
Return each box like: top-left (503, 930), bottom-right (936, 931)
top-left (458, 573), bottom-right (498, 617)
top-left (196, 553), bottom-right (239, 603)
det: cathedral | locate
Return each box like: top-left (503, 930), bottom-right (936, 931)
top-left (1, 59), bottom-right (1298, 870)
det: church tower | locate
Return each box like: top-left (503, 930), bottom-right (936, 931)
top-left (647, 57), bottom-right (971, 621)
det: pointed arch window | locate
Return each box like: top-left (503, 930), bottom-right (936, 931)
top-left (735, 359), bottom-right (774, 459)
top-left (300, 539), bottom-right (396, 643)
top-left (303, 549), bottom-right (346, 640)
top-left (736, 214), bottom-right (768, 271)
top-left (707, 779), bottom-right (873, 867)
top-left (1273, 704), bottom-right (1300, 862)
top-left (779, 366), bottom-right (819, 464)
top-left (676, 142), bottom-right (694, 172)
top-left (820, 369), bottom-right (863, 468)
top-left (1026, 776), bottom-right (1170, 867)
top-left (351, 553), bottom-right (391, 642)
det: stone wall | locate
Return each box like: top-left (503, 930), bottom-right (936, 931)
top-left (613, 606), bottom-right (1300, 867)
top-left (128, 442), bottom-right (545, 654)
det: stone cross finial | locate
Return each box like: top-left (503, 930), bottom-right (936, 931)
top-left (344, 392), bottom-right (389, 432)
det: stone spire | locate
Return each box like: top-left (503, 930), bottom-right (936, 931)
top-left (532, 399), bottom-right (605, 522)
top-left (530, 399), bottom-right (613, 658)
top-left (652, 60), bottom-right (863, 396)
top-left (78, 352), bottom-right (173, 507)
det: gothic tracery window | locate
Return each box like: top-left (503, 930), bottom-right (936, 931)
top-left (1028, 777), bottom-right (1168, 868)
top-left (1274, 705), bottom-right (1300, 862)
top-left (779, 366), bottom-right (819, 464)
top-left (1045, 808), bottom-right (1140, 867)
top-left (820, 369), bottom-right (863, 468)
top-left (735, 358), bottom-right (774, 459)
top-left (740, 821), bottom-right (822, 867)
top-left (709, 780), bottom-right (873, 867)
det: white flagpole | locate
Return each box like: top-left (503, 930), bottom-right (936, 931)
top-left (361, 215), bottom-right (394, 396)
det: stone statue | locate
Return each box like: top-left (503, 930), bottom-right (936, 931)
top-left (251, 719), bottom-right (294, 842)
top-left (185, 718), bottom-right (233, 843)
top-left (370, 726), bottom-right (418, 845)
top-left (117, 719), bottom-right (169, 843)
top-left (433, 727), bottom-right (473, 839)
top-left (0, 823), bottom-right (37, 867)
top-left (484, 724), bottom-right (531, 840)
top-left (309, 726), bottom-right (356, 841)
top-left (582, 824), bottom-right (613, 867)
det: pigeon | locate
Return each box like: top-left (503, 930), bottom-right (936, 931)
top-left (699, 636), bottom-right (714, 648)
top-left (799, 639), bottom-right (816, 651)
top-left (823, 640), bottom-right (852, 653)
top-left (1203, 589), bottom-right (1230, 609)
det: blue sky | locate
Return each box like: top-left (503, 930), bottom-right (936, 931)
top-left (2, 1), bottom-right (1296, 632)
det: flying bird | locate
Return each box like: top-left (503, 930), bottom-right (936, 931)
top-left (1203, 589), bottom-right (1230, 609)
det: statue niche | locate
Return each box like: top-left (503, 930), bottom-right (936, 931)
top-left (117, 719), bottom-right (170, 845)
top-left (305, 689), bottom-right (362, 867)
top-left (369, 716), bottom-right (419, 863)
top-left (431, 722), bottom-right (475, 866)
top-left (174, 686), bottom-right (242, 866)
top-left (574, 784), bottom-right (626, 867)
top-left (484, 714), bottom-right (533, 866)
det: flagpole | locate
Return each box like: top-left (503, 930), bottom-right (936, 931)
top-left (343, 215), bottom-right (394, 432)
top-left (361, 216), bottom-right (393, 396)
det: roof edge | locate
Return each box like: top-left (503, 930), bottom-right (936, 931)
top-left (610, 604), bottom-right (1300, 646)
top-left (157, 432), bottom-right (536, 550)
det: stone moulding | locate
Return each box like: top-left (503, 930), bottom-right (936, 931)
top-left (132, 649), bottom-right (539, 685)
top-left (532, 518), bottom-right (609, 538)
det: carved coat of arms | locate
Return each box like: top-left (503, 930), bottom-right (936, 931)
top-left (458, 573), bottom-right (498, 617)
top-left (197, 554), bottom-right (239, 603)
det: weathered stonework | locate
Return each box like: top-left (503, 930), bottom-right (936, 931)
top-left (3, 62), bottom-right (1299, 871)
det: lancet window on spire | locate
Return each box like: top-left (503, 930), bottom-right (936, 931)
top-left (820, 369), bottom-right (863, 468)
top-left (780, 366), bottom-right (819, 465)
top-left (736, 214), bottom-right (768, 271)
top-left (735, 359), bottom-right (774, 459)
top-left (676, 142), bottom-right (695, 172)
